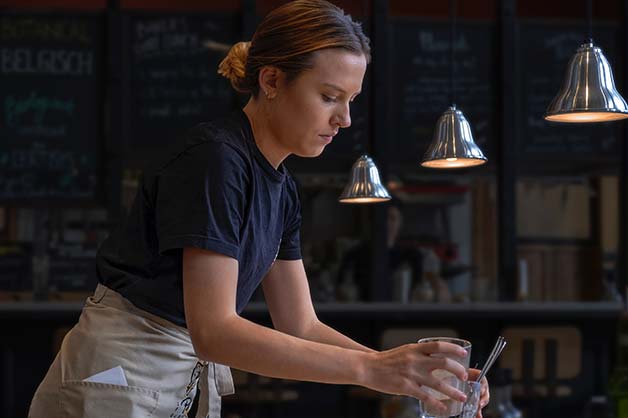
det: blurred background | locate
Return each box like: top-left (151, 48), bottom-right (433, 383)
top-left (1, 0), bottom-right (628, 417)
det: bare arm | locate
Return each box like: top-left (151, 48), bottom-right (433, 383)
top-left (262, 259), bottom-right (374, 353)
top-left (305, 321), bottom-right (375, 353)
top-left (183, 247), bottom-right (468, 413)
top-left (263, 259), bottom-right (490, 415)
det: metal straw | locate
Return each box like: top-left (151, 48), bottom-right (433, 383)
top-left (476, 336), bottom-right (507, 382)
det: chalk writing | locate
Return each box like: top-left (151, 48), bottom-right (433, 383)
top-left (520, 21), bottom-right (618, 157)
top-left (126, 14), bottom-right (237, 152)
top-left (0, 142), bottom-right (83, 171)
top-left (0, 48), bottom-right (93, 75)
top-left (390, 20), bottom-right (495, 164)
top-left (0, 14), bottom-right (101, 200)
top-left (0, 18), bottom-right (91, 44)
top-left (5, 92), bottom-right (74, 126)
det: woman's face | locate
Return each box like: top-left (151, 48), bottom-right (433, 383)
top-left (268, 49), bottom-right (367, 158)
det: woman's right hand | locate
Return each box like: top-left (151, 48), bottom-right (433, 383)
top-left (359, 341), bottom-right (469, 414)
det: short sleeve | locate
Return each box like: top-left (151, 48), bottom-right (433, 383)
top-left (155, 140), bottom-right (249, 260)
top-left (277, 176), bottom-right (302, 260)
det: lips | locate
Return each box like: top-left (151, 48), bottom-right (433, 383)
top-left (318, 129), bottom-right (338, 145)
top-left (319, 135), bottom-right (334, 143)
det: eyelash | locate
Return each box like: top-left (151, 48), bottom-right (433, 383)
top-left (322, 94), bottom-right (357, 104)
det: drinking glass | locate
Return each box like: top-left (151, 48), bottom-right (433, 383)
top-left (418, 337), bottom-right (472, 418)
top-left (460, 381), bottom-right (482, 418)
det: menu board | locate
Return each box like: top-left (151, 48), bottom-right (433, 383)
top-left (0, 14), bottom-right (104, 200)
top-left (125, 13), bottom-right (239, 160)
top-left (0, 243), bottom-right (31, 291)
top-left (519, 20), bottom-right (621, 160)
top-left (49, 255), bottom-right (97, 291)
top-left (389, 18), bottom-right (496, 168)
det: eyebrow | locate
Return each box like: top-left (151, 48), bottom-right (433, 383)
top-left (323, 83), bottom-right (361, 96)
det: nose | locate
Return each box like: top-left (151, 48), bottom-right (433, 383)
top-left (332, 102), bottom-right (351, 129)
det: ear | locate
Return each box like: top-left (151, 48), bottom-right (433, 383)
top-left (258, 66), bottom-right (285, 99)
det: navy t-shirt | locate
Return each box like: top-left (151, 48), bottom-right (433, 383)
top-left (96, 110), bottom-right (302, 327)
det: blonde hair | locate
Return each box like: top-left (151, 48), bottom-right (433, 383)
top-left (217, 41), bottom-right (251, 94)
top-left (218, 0), bottom-right (370, 97)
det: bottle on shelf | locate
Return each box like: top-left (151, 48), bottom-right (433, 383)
top-left (337, 266), bottom-right (359, 302)
top-left (392, 262), bottom-right (412, 303)
top-left (411, 279), bottom-right (434, 302)
top-left (417, 248), bottom-right (451, 303)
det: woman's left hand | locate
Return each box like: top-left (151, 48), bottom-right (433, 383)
top-left (466, 368), bottom-right (489, 418)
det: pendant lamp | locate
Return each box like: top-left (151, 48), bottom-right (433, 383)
top-left (544, 0), bottom-right (628, 122)
top-left (421, 0), bottom-right (487, 168)
top-left (338, 155), bottom-right (391, 203)
top-left (421, 105), bottom-right (488, 168)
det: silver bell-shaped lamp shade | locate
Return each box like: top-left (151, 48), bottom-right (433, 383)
top-left (545, 41), bottom-right (628, 122)
top-left (338, 155), bottom-right (391, 203)
top-left (421, 105), bottom-right (487, 169)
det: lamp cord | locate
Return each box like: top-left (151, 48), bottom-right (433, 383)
top-left (586, 0), bottom-right (593, 42)
top-left (449, 0), bottom-right (456, 106)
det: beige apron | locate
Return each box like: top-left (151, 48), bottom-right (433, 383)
top-left (28, 284), bottom-right (234, 418)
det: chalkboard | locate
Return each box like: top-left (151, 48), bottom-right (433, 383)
top-left (0, 14), bottom-right (104, 200)
top-left (286, 18), bottom-right (371, 174)
top-left (125, 13), bottom-right (239, 161)
top-left (0, 243), bottom-right (31, 291)
top-left (519, 20), bottom-right (621, 160)
top-left (49, 255), bottom-right (96, 291)
top-left (389, 18), bottom-right (496, 168)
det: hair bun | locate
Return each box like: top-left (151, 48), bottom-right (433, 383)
top-left (218, 41), bottom-right (251, 93)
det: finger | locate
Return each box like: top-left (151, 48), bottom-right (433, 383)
top-left (479, 377), bottom-right (490, 407)
top-left (428, 357), bottom-right (468, 381)
top-left (422, 374), bottom-right (467, 403)
top-left (480, 393), bottom-right (490, 408)
top-left (467, 368), bottom-right (481, 380)
top-left (418, 341), bottom-right (469, 358)
top-left (408, 386), bottom-right (449, 415)
top-left (466, 369), bottom-right (489, 387)
top-left (466, 369), bottom-right (487, 384)
top-left (479, 385), bottom-right (489, 401)
top-left (475, 389), bottom-right (488, 418)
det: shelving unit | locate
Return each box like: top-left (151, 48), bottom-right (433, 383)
top-left (1, 0), bottom-right (628, 417)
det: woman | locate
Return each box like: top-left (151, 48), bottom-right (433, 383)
top-left (29, 1), bottom-right (489, 417)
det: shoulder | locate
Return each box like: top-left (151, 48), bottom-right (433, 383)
top-left (187, 112), bottom-right (250, 151)
top-left (157, 115), bottom-right (253, 177)
top-left (184, 113), bottom-right (252, 162)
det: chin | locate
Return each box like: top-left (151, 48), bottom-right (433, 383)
top-left (295, 146), bottom-right (326, 158)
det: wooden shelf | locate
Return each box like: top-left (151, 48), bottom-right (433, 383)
top-left (0, 300), bottom-right (622, 320)
top-left (248, 301), bottom-right (625, 320)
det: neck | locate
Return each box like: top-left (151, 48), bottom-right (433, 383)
top-left (243, 99), bottom-right (290, 170)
